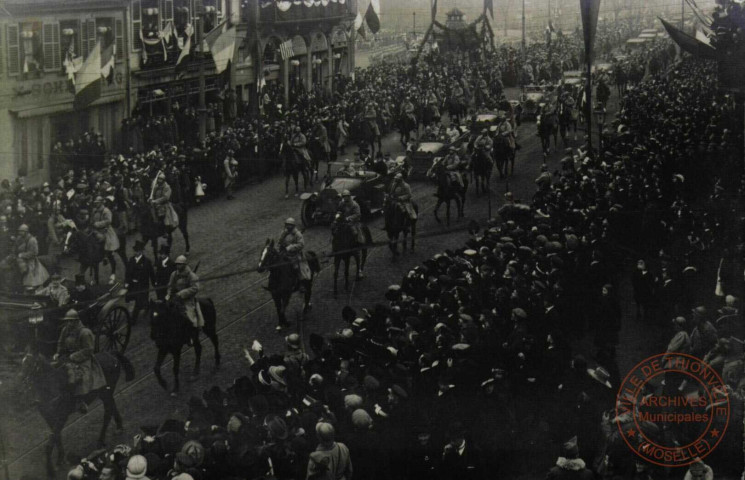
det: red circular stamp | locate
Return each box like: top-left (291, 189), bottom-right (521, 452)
top-left (614, 353), bottom-right (730, 468)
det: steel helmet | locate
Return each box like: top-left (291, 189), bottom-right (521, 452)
top-left (342, 190), bottom-right (351, 197)
top-left (285, 218), bottom-right (296, 226)
top-left (174, 255), bottom-right (188, 265)
top-left (17, 224), bottom-right (29, 233)
top-left (63, 309), bottom-right (80, 321)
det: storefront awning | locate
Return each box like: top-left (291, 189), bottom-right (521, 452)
top-left (11, 93), bottom-right (125, 119)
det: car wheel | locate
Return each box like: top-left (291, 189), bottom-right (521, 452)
top-left (301, 199), bottom-right (316, 228)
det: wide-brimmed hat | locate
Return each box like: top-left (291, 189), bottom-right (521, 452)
top-left (268, 365), bottom-right (287, 386)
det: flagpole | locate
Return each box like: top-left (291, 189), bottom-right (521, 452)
top-left (197, 0), bottom-right (206, 143)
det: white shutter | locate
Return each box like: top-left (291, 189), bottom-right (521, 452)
top-left (115, 18), bottom-right (124, 60)
top-left (43, 22), bottom-right (61, 71)
top-left (7, 24), bottom-right (19, 75)
top-left (132, 0), bottom-right (142, 51)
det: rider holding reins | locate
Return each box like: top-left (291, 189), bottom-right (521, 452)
top-left (337, 190), bottom-right (366, 244)
top-left (389, 173), bottom-right (417, 221)
top-left (53, 309), bottom-right (106, 413)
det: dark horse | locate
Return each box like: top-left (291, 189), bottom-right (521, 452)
top-left (149, 298), bottom-right (220, 395)
top-left (538, 108), bottom-right (560, 157)
top-left (383, 196), bottom-right (417, 258)
top-left (19, 351), bottom-right (134, 476)
top-left (63, 227), bottom-right (105, 284)
top-left (447, 97), bottom-right (467, 125)
top-left (355, 116), bottom-right (381, 158)
top-left (471, 147), bottom-right (493, 195)
top-left (133, 203), bottom-right (190, 256)
top-left (398, 112), bottom-right (418, 147)
top-left (331, 215), bottom-right (372, 296)
top-left (282, 141), bottom-right (312, 199)
top-left (427, 159), bottom-right (468, 226)
top-left (493, 133), bottom-right (516, 179)
top-left (258, 240), bottom-right (319, 330)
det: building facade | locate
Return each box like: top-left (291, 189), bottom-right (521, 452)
top-left (0, 0), bottom-right (129, 185)
top-left (0, 0), bottom-right (356, 185)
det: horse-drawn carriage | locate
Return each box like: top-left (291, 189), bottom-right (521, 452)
top-left (409, 126), bottom-right (470, 180)
top-left (299, 160), bottom-right (406, 227)
top-left (0, 282), bottom-right (131, 357)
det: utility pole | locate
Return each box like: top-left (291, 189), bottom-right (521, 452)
top-left (197, 0), bottom-right (206, 143)
top-left (521, 0), bottom-right (526, 57)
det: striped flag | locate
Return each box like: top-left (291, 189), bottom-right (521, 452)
top-left (74, 41), bottom-right (102, 109)
top-left (175, 23), bottom-right (194, 74)
top-left (364, 0), bottom-right (380, 34)
top-left (100, 28), bottom-right (115, 84)
top-left (205, 20), bottom-right (237, 74)
top-left (279, 39), bottom-right (295, 60)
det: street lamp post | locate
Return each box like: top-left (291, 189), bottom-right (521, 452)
top-left (594, 105), bottom-right (606, 159)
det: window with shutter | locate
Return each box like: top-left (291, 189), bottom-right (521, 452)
top-left (0, 24), bottom-right (4, 76)
top-left (81, 19), bottom-right (88, 57)
top-left (7, 24), bottom-right (20, 75)
top-left (87, 20), bottom-right (96, 54)
top-left (43, 23), bottom-right (61, 71)
top-left (115, 19), bottom-right (124, 60)
top-left (132, 0), bottom-right (142, 51)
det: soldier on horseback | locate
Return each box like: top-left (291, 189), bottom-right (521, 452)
top-left (165, 255), bottom-right (203, 329)
top-left (474, 128), bottom-right (494, 161)
top-left (290, 125), bottom-right (312, 165)
top-left (441, 146), bottom-right (467, 188)
top-left (53, 309), bottom-right (106, 413)
top-left (337, 190), bottom-right (366, 244)
top-left (278, 218), bottom-right (311, 284)
top-left (497, 112), bottom-right (516, 150)
top-left (389, 173), bottom-right (417, 220)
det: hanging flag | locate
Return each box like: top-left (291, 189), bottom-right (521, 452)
top-left (205, 20), bottom-right (237, 74)
top-left (100, 28), bottom-right (115, 84)
top-left (279, 39), bottom-right (295, 60)
top-left (257, 70), bottom-right (266, 92)
top-left (431, 0), bottom-right (437, 21)
top-left (659, 17), bottom-right (716, 59)
top-left (579, 0), bottom-right (602, 63)
top-left (354, 10), bottom-right (366, 39)
top-left (74, 41), bottom-right (102, 109)
top-left (364, 0), bottom-right (380, 35)
top-left (175, 23), bottom-right (194, 73)
top-left (695, 28), bottom-right (711, 47)
top-left (484, 0), bottom-right (494, 19)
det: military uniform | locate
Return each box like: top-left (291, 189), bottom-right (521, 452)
top-left (441, 152), bottom-right (466, 188)
top-left (291, 131), bottom-right (312, 162)
top-left (389, 180), bottom-right (417, 220)
top-left (279, 227), bottom-right (311, 281)
top-left (13, 233), bottom-right (49, 288)
top-left (167, 266), bottom-right (204, 328)
top-left (337, 199), bottom-right (366, 244)
top-left (57, 320), bottom-right (106, 396)
top-left (364, 105), bottom-right (380, 137)
top-left (92, 204), bottom-right (120, 252)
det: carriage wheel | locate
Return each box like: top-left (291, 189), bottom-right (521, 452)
top-left (95, 306), bottom-right (131, 354)
top-left (301, 200), bottom-right (316, 228)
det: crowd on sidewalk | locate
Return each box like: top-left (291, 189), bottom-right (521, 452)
top-left (60, 52), bottom-right (744, 480)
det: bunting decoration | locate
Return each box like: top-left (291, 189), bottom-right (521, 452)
top-left (580, 0), bottom-right (601, 62)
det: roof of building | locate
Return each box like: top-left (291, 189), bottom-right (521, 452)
top-left (6, 0), bottom-right (124, 12)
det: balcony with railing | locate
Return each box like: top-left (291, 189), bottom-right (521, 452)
top-left (257, 0), bottom-right (354, 24)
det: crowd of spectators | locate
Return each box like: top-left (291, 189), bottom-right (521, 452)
top-left (59, 51), bottom-right (744, 480)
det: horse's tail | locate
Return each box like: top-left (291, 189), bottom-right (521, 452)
top-left (114, 352), bottom-right (135, 382)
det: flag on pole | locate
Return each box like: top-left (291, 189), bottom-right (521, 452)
top-left (175, 23), bottom-right (194, 73)
top-left (484, 0), bottom-right (494, 19)
top-left (205, 20), bottom-right (237, 74)
top-left (279, 39), bottom-right (295, 60)
top-left (659, 17), bottom-right (717, 59)
top-left (364, 0), bottom-right (381, 34)
top-left (74, 41), bottom-right (102, 109)
top-left (579, 0), bottom-right (602, 62)
top-left (100, 28), bottom-right (115, 84)
top-left (354, 10), bottom-right (366, 39)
